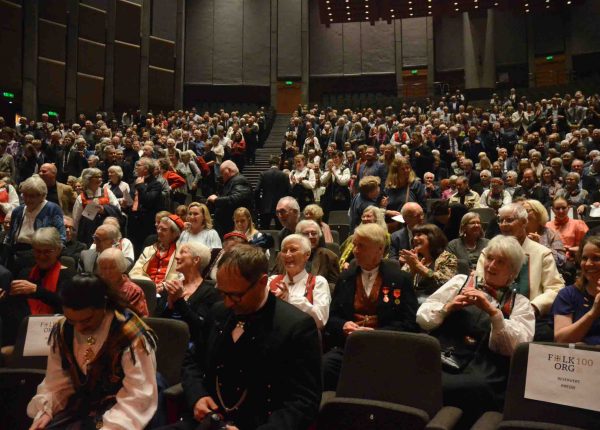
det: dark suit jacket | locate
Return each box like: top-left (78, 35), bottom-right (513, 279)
top-left (325, 259), bottom-right (419, 349)
top-left (389, 228), bottom-right (411, 260)
top-left (182, 294), bottom-right (321, 430)
top-left (255, 167), bottom-right (291, 215)
top-left (214, 174), bottom-right (253, 236)
top-left (512, 185), bottom-right (549, 205)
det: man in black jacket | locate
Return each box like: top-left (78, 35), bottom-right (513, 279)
top-left (323, 223), bottom-right (419, 390)
top-left (254, 156), bottom-right (291, 230)
top-left (176, 245), bottom-right (321, 430)
top-left (208, 160), bottom-right (253, 237)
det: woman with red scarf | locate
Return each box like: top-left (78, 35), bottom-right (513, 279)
top-left (2, 227), bottom-right (75, 345)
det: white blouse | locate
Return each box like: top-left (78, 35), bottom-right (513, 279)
top-left (72, 187), bottom-right (121, 234)
top-left (320, 165), bottom-right (351, 187)
top-left (178, 228), bottom-right (222, 249)
top-left (27, 312), bottom-right (158, 430)
top-left (268, 270), bottom-right (331, 329)
top-left (289, 167), bottom-right (316, 190)
top-left (416, 274), bottom-right (535, 357)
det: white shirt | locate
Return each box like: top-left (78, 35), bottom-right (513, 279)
top-left (268, 270), bottom-right (331, 328)
top-left (72, 187), bottom-right (121, 234)
top-left (289, 167), bottom-right (316, 190)
top-left (18, 200), bottom-right (48, 244)
top-left (90, 238), bottom-right (135, 262)
top-left (360, 266), bottom-right (380, 297)
top-left (320, 166), bottom-right (351, 187)
top-left (27, 312), bottom-right (158, 430)
top-left (416, 274), bottom-right (535, 357)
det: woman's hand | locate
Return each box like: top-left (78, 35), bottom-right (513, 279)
top-left (527, 232), bottom-right (540, 243)
top-left (589, 284), bottom-right (600, 320)
top-left (29, 413), bottom-right (51, 430)
top-left (577, 204), bottom-right (586, 216)
top-left (462, 289), bottom-right (497, 316)
top-left (380, 196), bottom-right (389, 208)
top-left (400, 249), bottom-right (422, 271)
top-left (272, 281), bottom-right (289, 301)
top-left (10, 280), bottom-right (37, 296)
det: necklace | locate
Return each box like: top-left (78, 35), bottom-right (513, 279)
top-left (83, 335), bottom-right (96, 367)
top-left (216, 375), bottom-right (248, 413)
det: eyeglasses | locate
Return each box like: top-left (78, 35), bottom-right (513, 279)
top-left (302, 231), bottom-right (319, 237)
top-left (217, 279), bottom-right (258, 303)
top-left (498, 217), bottom-right (517, 224)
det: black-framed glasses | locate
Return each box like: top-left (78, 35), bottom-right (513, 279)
top-left (217, 279), bottom-right (259, 303)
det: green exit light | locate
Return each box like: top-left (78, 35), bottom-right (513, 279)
top-left (2, 92), bottom-right (14, 99)
top-left (48, 111), bottom-right (58, 117)
top-left (411, 69), bottom-right (418, 75)
top-left (546, 55), bottom-right (554, 61)
top-left (285, 81), bottom-right (293, 86)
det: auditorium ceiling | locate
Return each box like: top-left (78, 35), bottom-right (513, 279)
top-left (318, 0), bottom-right (587, 24)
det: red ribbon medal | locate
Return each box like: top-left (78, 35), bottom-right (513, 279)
top-left (393, 289), bottom-right (401, 304)
top-left (382, 287), bottom-right (390, 303)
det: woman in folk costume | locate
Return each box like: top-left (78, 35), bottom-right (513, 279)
top-left (27, 274), bottom-right (158, 430)
top-left (0, 173), bottom-right (19, 223)
top-left (72, 168), bottom-right (121, 246)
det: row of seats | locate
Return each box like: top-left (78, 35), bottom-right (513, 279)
top-left (321, 92), bottom-right (403, 111)
top-left (193, 102), bottom-right (263, 115)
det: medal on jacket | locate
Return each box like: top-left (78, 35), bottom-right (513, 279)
top-left (382, 287), bottom-right (390, 303)
top-left (393, 289), bottom-right (401, 305)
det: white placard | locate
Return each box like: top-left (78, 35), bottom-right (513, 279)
top-left (23, 316), bottom-right (62, 357)
top-left (82, 202), bottom-right (101, 220)
top-left (589, 206), bottom-right (600, 218)
top-left (524, 343), bottom-right (600, 412)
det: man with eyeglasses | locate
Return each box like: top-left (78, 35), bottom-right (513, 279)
top-left (177, 245), bottom-right (321, 430)
top-left (476, 203), bottom-right (564, 340)
top-left (78, 224), bottom-right (120, 273)
top-left (276, 196), bottom-right (300, 243)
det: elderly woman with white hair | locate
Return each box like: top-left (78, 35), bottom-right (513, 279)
top-left (447, 212), bottom-right (490, 275)
top-left (103, 165), bottom-right (131, 210)
top-left (130, 214), bottom-right (185, 292)
top-left (268, 234), bottom-right (331, 328)
top-left (555, 171), bottom-right (588, 207)
top-left (417, 235), bottom-right (535, 427)
top-left (72, 167), bottom-right (121, 246)
top-left (291, 219), bottom-right (340, 284)
top-left (157, 242), bottom-right (221, 339)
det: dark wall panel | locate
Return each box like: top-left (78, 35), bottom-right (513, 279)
top-left (79, 4), bottom-right (107, 42)
top-left (81, 0), bottom-right (108, 10)
top-left (151, 0), bottom-right (176, 41)
top-left (38, 59), bottom-right (66, 108)
top-left (39, 0), bottom-right (67, 24)
top-left (148, 68), bottom-right (174, 109)
top-left (183, 85), bottom-right (270, 106)
top-left (39, 20), bottom-right (66, 61)
top-left (149, 37), bottom-right (174, 71)
top-left (116, 0), bottom-right (141, 45)
top-left (78, 39), bottom-right (106, 76)
top-left (114, 42), bottom-right (140, 109)
top-left (77, 74), bottom-right (104, 115)
top-left (0, 1), bottom-right (23, 92)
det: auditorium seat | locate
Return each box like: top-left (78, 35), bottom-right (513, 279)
top-left (0, 368), bottom-right (46, 429)
top-left (328, 210), bottom-right (350, 225)
top-left (135, 279), bottom-right (157, 317)
top-left (317, 331), bottom-right (462, 430)
top-left (1, 316), bottom-right (51, 370)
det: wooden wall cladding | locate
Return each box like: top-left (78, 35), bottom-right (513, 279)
top-left (114, 42), bottom-right (140, 109)
top-left (148, 67), bottom-right (174, 110)
top-left (38, 58), bottom-right (66, 108)
top-left (39, 0), bottom-right (67, 24)
top-left (77, 73), bottom-right (104, 115)
top-left (78, 39), bottom-right (106, 76)
top-left (79, 3), bottom-right (107, 42)
top-left (39, 20), bottom-right (67, 61)
top-left (0, 0), bottom-right (23, 92)
top-left (81, 0), bottom-right (108, 10)
top-left (149, 37), bottom-right (175, 71)
top-left (116, 0), bottom-right (141, 45)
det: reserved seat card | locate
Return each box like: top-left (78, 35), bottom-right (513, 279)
top-left (524, 343), bottom-right (600, 412)
top-left (23, 316), bottom-right (62, 356)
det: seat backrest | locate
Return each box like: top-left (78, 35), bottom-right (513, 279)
top-left (143, 317), bottom-right (190, 387)
top-left (330, 229), bottom-right (340, 244)
top-left (0, 369), bottom-right (46, 430)
top-left (426, 199), bottom-right (442, 215)
top-left (59, 256), bottom-right (76, 272)
top-left (325, 242), bottom-right (341, 257)
top-left (5, 316), bottom-right (55, 370)
top-left (469, 207), bottom-right (496, 224)
top-left (328, 211), bottom-right (350, 225)
top-left (330, 224), bottom-right (350, 244)
top-left (336, 331), bottom-right (443, 418)
top-left (134, 279), bottom-right (157, 316)
top-left (502, 342), bottom-right (600, 428)
top-left (261, 230), bottom-right (281, 251)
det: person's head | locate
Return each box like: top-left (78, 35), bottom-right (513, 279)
top-left (276, 196), bottom-right (300, 230)
top-left (505, 171), bottom-right (518, 187)
top-left (576, 235), bottom-right (600, 290)
top-left (220, 160), bottom-right (239, 183)
top-left (280, 234), bottom-right (311, 277)
top-left (158, 215), bottom-right (184, 245)
top-left (482, 235), bottom-right (526, 288)
top-left (38, 163), bottom-right (57, 186)
top-left (385, 157), bottom-right (415, 188)
top-left (60, 274), bottom-right (111, 335)
top-left (455, 176), bottom-right (470, 195)
top-left (154, 210), bottom-right (172, 229)
top-left (93, 224), bottom-right (120, 253)
top-left (61, 215), bottom-right (75, 242)
top-left (233, 207), bottom-right (254, 234)
top-left (360, 205), bottom-right (387, 230)
top-left (364, 146), bottom-right (377, 163)
top-left (108, 165), bottom-right (123, 184)
top-left (295, 219), bottom-right (322, 249)
top-left (541, 167), bottom-right (554, 184)
top-left (97, 248), bottom-right (129, 286)
top-left (136, 157), bottom-right (156, 178)
top-left (216, 245), bottom-right (269, 315)
top-left (564, 172), bottom-right (580, 190)
top-left (358, 175), bottom-right (381, 200)
top-left (521, 199), bottom-right (548, 230)
top-left (400, 202), bottom-right (425, 230)
top-left (411, 224), bottom-right (447, 260)
top-left (352, 223), bottom-right (387, 270)
top-left (459, 212), bottom-right (483, 241)
top-left (175, 242), bottom-right (211, 274)
top-left (551, 196), bottom-right (570, 221)
top-left (294, 154), bottom-right (306, 170)
top-left (521, 168), bottom-right (537, 188)
top-left (20, 176), bottom-right (48, 208)
top-left (175, 204), bottom-right (188, 219)
top-left (498, 203), bottom-right (528, 242)
top-left (303, 204), bottom-right (324, 224)
top-left (222, 231), bottom-right (249, 252)
top-left (31, 227), bottom-right (62, 270)
top-left (187, 202), bottom-right (212, 230)
top-left (81, 168), bottom-right (103, 192)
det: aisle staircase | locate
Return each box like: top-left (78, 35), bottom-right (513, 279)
top-left (243, 114), bottom-right (289, 188)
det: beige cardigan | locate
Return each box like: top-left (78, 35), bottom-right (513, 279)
top-left (129, 244), bottom-right (180, 284)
